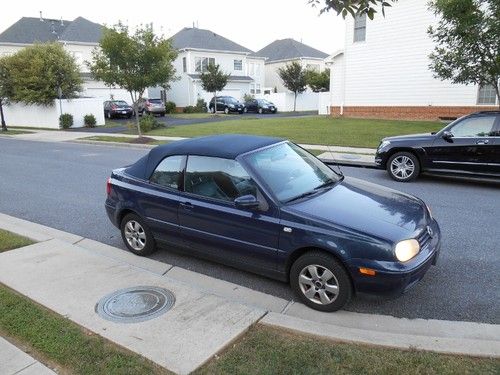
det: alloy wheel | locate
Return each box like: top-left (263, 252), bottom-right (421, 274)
top-left (298, 264), bottom-right (339, 305)
top-left (390, 155), bottom-right (415, 179)
top-left (124, 220), bottom-right (146, 251)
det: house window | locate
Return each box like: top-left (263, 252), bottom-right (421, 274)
top-left (195, 57), bottom-right (215, 72)
top-left (306, 64), bottom-right (320, 72)
top-left (182, 57), bottom-right (187, 72)
top-left (477, 84), bottom-right (497, 105)
top-left (250, 84), bottom-right (261, 94)
top-left (234, 59), bottom-right (242, 71)
top-left (353, 14), bottom-right (366, 42)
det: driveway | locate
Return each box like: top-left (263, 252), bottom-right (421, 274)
top-left (70, 111), bottom-right (318, 134)
top-left (0, 138), bottom-right (498, 323)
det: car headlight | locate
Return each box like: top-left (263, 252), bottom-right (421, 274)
top-left (262, 105), bottom-right (268, 108)
top-left (229, 104), bottom-right (235, 108)
top-left (378, 140), bottom-right (390, 149)
top-left (395, 239), bottom-right (420, 262)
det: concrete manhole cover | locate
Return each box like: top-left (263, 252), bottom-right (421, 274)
top-left (96, 286), bottom-right (175, 323)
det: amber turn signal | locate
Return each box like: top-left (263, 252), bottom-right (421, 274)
top-left (359, 267), bottom-right (376, 276)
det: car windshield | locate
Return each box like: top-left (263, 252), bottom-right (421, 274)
top-left (243, 142), bottom-right (342, 203)
top-left (226, 97), bottom-right (238, 104)
top-left (258, 99), bottom-right (271, 105)
top-left (113, 101), bottom-right (128, 106)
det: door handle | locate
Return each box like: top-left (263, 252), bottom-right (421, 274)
top-left (180, 201), bottom-right (193, 210)
top-left (476, 140), bottom-right (489, 145)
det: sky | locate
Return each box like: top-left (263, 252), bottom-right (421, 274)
top-left (0, 0), bottom-right (346, 55)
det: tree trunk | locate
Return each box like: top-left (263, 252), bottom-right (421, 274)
top-left (213, 91), bottom-right (217, 114)
top-left (494, 82), bottom-right (500, 110)
top-left (130, 92), bottom-right (141, 137)
top-left (0, 100), bottom-right (7, 131)
top-left (293, 91), bottom-right (297, 112)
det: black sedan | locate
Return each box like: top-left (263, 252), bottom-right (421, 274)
top-left (244, 99), bottom-right (277, 114)
top-left (376, 111), bottom-right (500, 181)
top-left (105, 135), bottom-right (440, 312)
top-left (103, 100), bottom-right (134, 119)
top-left (208, 96), bottom-right (244, 114)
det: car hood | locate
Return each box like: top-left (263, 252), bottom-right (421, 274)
top-left (382, 133), bottom-right (436, 142)
top-left (283, 177), bottom-right (427, 241)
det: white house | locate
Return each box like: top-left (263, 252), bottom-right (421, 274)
top-left (329, 0), bottom-right (498, 120)
top-left (255, 39), bottom-right (329, 93)
top-left (167, 27), bottom-right (265, 109)
top-left (0, 14), bottom-right (131, 103)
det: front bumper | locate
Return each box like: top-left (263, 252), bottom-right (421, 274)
top-left (348, 220), bottom-right (441, 296)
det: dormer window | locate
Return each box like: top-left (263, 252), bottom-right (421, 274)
top-left (234, 59), bottom-right (242, 71)
top-left (353, 14), bottom-right (366, 42)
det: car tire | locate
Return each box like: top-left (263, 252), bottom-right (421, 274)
top-left (258, 108), bottom-right (263, 114)
top-left (106, 111), bottom-right (112, 119)
top-left (211, 106), bottom-right (216, 114)
top-left (290, 251), bottom-right (352, 312)
top-left (243, 107), bottom-right (248, 113)
top-left (120, 213), bottom-right (157, 256)
top-left (127, 114), bottom-right (132, 119)
top-left (224, 107), bottom-right (229, 114)
top-left (387, 151), bottom-right (420, 182)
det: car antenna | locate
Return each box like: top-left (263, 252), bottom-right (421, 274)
top-left (326, 144), bottom-right (344, 177)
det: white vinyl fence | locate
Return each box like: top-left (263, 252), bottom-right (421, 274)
top-left (257, 92), bottom-right (331, 113)
top-left (3, 98), bottom-right (105, 129)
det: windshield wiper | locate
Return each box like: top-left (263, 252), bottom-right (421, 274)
top-left (314, 178), bottom-right (338, 191)
top-left (284, 190), bottom-right (321, 204)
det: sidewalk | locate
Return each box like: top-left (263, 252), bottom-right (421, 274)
top-left (0, 337), bottom-right (56, 375)
top-left (0, 212), bottom-right (499, 375)
top-left (0, 129), bottom-right (377, 167)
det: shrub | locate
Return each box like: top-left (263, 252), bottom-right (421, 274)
top-left (195, 98), bottom-right (207, 112)
top-left (165, 101), bottom-right (176, 114)
top-left (243, 93), bottom-right (254, 103)
top-left (182, 106), bottom-right (197, 113)
top-left (59, 113), bottom-right (73, 129)
top-left (83, 114), bottom-right (96, 128)
top-left (139, 114), bottom-right (161, 133)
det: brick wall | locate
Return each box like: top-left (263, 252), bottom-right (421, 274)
top-left (330, 106), bottom-right (499, 121)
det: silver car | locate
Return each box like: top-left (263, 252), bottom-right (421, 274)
top-left (140, 98), bottom-right (166, 116)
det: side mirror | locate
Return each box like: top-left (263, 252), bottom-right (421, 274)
top-left (442, 131), bottom-right (454, 142)
top-left (234, 195), bottom-right (260, 209)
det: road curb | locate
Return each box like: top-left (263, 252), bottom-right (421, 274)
top-left (1, 212), bottom-right (499, 358)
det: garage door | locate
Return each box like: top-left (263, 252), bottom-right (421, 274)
top-left (218, 89), bottom-right (241, 100)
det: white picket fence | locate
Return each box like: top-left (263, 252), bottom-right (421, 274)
top-left (256, 92), bottom-right (331, 114)
top-left (3, 98), bottom-right (105, 129)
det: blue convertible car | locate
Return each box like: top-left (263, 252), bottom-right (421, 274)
top-left (105, 135), bottom-right (440, 311)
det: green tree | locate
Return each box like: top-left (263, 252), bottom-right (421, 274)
top-left (200, 64), bottom-right (230, 113)
top-left (309, 0), bottom-right (397, 18)
top-left (1, 43), bottom-right (81, 107)
top-left (89, 23), bottom-right (177, 136)
top-left (428, 0), bottom-right (500, 108)
top-left (306, 68), bottom-right (330, 92)
top-left (278, 61), bottom-right (308, 111)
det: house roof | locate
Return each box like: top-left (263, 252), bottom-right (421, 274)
top-left (170, 27), bottom-right (252, 54)
top-left (0, 16), bottom-right (103, 44)
top-left (255, 38), bottom-right (328, 63)
top-left (188, 74), bottom-right (253, 82)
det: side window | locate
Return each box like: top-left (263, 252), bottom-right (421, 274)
top-left (353, 14), bottom-right (366, 42)
top-left (150, 155), bottom-right (184, 189)
top-left (184, 156), bottom-right (258, 202)
top-left (450, 116), bottom-right (496, 137)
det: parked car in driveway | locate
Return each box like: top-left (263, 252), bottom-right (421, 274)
top-left (103, 100), bottom-right (133, 119)
top-left (244, 98), bottom-right (277, 114)
top-left (138, 98), bottom-right (166, 117)
top-left (208, 96), bottom-right (244, 114)
top-left (376, 111), bottom-right (500, 181)
top-left (105, 135), bottom-right (440, 312)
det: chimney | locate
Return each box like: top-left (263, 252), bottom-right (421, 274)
top-left (39, 11), bottom-right (44, 22)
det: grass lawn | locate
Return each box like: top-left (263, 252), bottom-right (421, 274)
top-left (0, 230), bottom-right (34, 252)
top-left (0, 129), bottom-right (34, 135)
top-left (168, 113), bottom-right (217, 119)
top-left (145, 116), bottom-right (443, 148)
top-left (0, 285), bottom-right (170, 375)
top-left (197, 325), bottom-right (500, 375)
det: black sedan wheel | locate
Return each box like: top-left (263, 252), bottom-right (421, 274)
top-left (243, 107), bottom-right (248, 113)
top-left (106, 111), bottom-right (112, 119)
top-left (258, 108), bottom-right (263, 114)
top-left (387, 151), bottom-right (420, 182)
top-left (224, 107), bottom-right (229, 114)
top-left (120, 213), bottom-right (156, 256)
top-left (290, 251), bottom-right (352, 312)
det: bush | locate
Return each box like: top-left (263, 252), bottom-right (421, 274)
top-left (183, 99), bottom-right (207, 113)
top-left (83, 114), bottom-right (96, 128)
top-left (59, 113), bottom-right (73, 129)
top-left (139, 114), bottom-right (161, 133)
top-left (182, 106), bottom-right (197, 113)
top-left (243, 93), bottom-right (254, 103)
top-left (165, 101), bottom-right (176, 114)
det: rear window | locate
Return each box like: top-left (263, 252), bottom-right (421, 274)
top-left (149, 99), bottom-right (163, 104)
top-left (113, 101), bottom-right (128, 106)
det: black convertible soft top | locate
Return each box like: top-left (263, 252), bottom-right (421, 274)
top-left (125, 134), bottom-right (284, 179)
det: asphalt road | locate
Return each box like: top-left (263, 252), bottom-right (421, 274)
top-left (1, 138), bottom-right (499, 323)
